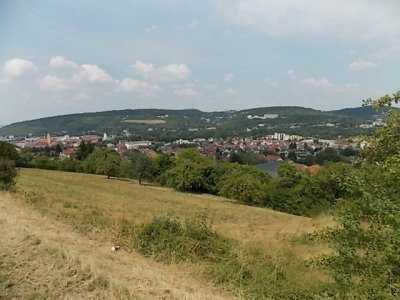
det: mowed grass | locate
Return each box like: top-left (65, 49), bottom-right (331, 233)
top-left (16, 169), bottom-right (328, 256)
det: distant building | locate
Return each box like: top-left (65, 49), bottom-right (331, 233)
top-left (124, 141), bottom-right (152, 150)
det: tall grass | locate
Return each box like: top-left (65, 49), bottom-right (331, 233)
top-left (127, 214), bottom-right (326, 299)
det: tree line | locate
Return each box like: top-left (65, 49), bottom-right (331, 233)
top-left (1, 139), bottom-right (352, 217)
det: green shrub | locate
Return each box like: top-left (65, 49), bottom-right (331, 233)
top-left (133, 214), bottom-right (231, 263)
top-left (0, 141), bottom-right (19, 161)
top-left (211, 247), bottom-right (318, 299)
top-left (0, 159), bottom-right (17, 190)
top-left (218, 166), bottom-right (268, 204)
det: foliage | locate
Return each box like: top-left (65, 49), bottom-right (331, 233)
top-left (15, 149), bottom-right (34, 167)
top-left (30, 156), bottom-right (59, 170)
top-left (153, 153), bottom-right (175, 184)
top-left (133, 214), bottom-right (231, 263)
top-left (211, 247), bottom-right (318, 299)
top-left (0, 106), bottom-right (389, 140)
top-left (165, 149), bottom-right (216, 193)
top-left (58, 158), bottom-right (82, 172)
top-left (0, 159), bottom-right (17, 190)
top-left (261, 163), bottom-right (345, 216)
top-left (229, 150), bottom-right (264, 165)
top-left (0, 141), bottom-right (19, 161)
top-left (131, 213), bottom-right (322, 298)
top-left (127, 151), bottom-right (156, 184)
top-left (362, 111), bottom-right (400, 162)
top-left (218, 165), bottom-right (269, 204)
top-left (75, 141), bottom-right (95, 160)
top-left (84, 148), bottom-right (121, 178)
top-left (319, 95), bottom-right (400, 298)
top-left (315, 147), bottom-right (343, 165)
top-left (320, 161), bottom-right (400, 298)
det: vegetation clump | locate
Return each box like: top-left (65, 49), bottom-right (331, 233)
top-left (133, 214), bottom-right (231, 263)
top-left (0, 141), bottom-right (18, 190)
top-left (0, 159), bottom-right (17, 190)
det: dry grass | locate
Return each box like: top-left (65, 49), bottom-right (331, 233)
top-left (0, 192), bottom-right (234, 299)
top-left (16, 168), bottom-right (330, 257)
top-left (2, 168), bottom-right (334, 298)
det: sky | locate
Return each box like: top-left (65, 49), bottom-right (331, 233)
top-left (1, 0), bottom-right (400, 124)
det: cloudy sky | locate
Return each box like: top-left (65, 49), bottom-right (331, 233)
top-left (1, 0), bottom-right (400, 124)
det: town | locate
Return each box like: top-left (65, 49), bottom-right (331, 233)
top-left (0, 128), bottom-right (361, 175)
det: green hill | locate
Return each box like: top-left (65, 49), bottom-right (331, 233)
top-left (0, 106), bottom-right (387, 139)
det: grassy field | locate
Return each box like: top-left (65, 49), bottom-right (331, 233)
top-left (2, 168), bottom-right (333, 298)
top-left (122, 119), bottom-right (167, 125)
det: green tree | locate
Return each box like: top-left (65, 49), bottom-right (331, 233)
top-left (320, 93), bottom-right (400, 297)
top-left (31, 156), bottom-right (58, 170)
top-left (315, 147), bottom-right (342, 165)
top-left (76, 141), bottom-right (95, 160)
top-left (362, 112), bottom-right (400, 162)
top-left (153, 153), bottom-right (175, 184)
top-left (85, 148), bottom-right (121, 178)
top-left (0, 159), bottom-right (17, 190)
top-left (0, 141), bottom-right (19, 161)
top-left (16, 149), bottom-right (34, 167)
top-left (218, 166), bottom-right (268, 204)
top-left (166, 149), bottom-right (216, 193)
top-left (127, 151), bottom-right (156, 185)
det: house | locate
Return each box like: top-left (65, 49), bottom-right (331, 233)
top-left (60, 147), bottom-right (76, 159)
top-left (82, 135), bottom-right (100, 144)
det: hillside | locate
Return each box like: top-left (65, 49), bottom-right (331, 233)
top-left (1, 169), bottom-right (331, 298)
top-left (0, 106), bottom-right (387, 139)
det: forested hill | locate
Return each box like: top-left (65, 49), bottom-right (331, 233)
top-left (0, 106), bottom-right (391, 139)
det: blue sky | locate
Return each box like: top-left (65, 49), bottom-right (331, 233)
top-left (1, 0), bottom-right (400, 123)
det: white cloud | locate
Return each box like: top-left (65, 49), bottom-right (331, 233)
top-left (265, 77), bottom-right (278, 88)
top-left (133, 60), bottom-right (191, 82)
top-left (188, 19), bottom-right (199, 29)
top-left (224, 73), bottom-right (235, 82)
top-left (3, 58), bottom-right (37, 79)
top-left (73, 64), bottom-right (113, 84)
top-left (49, 56), bottom-right (78, 69)
top-left (174, 87), bottom-right (199, 97)
top-left (301, 77), bottom-right (333, 88)
top-left (349, 59), bottom-right (377, 71)
top-left (216, 0), bottom-right (400, 41)
top-left (39, 75), bottom-right (70, 91)
top-left (288, 69), bottom-right (296, 79)
top-left (225, 88), bottom-right (237, 95)
top-left (119, 78), bottom-right (159, 95)
top-left (145, 25), bottom-right (158, 33)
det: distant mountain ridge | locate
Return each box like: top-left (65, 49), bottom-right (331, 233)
top-left (0, 106), bottom-right (391, 139)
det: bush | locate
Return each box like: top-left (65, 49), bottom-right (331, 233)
top-left (218, 166), bottom-right (268, 204)
top-left (0, 141), bottom-right (19, 161)
top-left (0, 159), bottom-right (17, 190)
top-left (211, 247), bottom-right (318, 299)
top-left (31, 156), bottom-right (58, 170)
top-left (133, 214), bottom-right (231, 263)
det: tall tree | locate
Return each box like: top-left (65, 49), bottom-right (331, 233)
top-left (0, 141), bottom-right (19, 161)
top-left (128, 151), bottom-right (156, 185)
top-left (76, 141), bottom-right (95, 161)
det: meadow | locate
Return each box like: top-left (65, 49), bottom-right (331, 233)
top-left (2, 168), bottom-right (333, 298)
